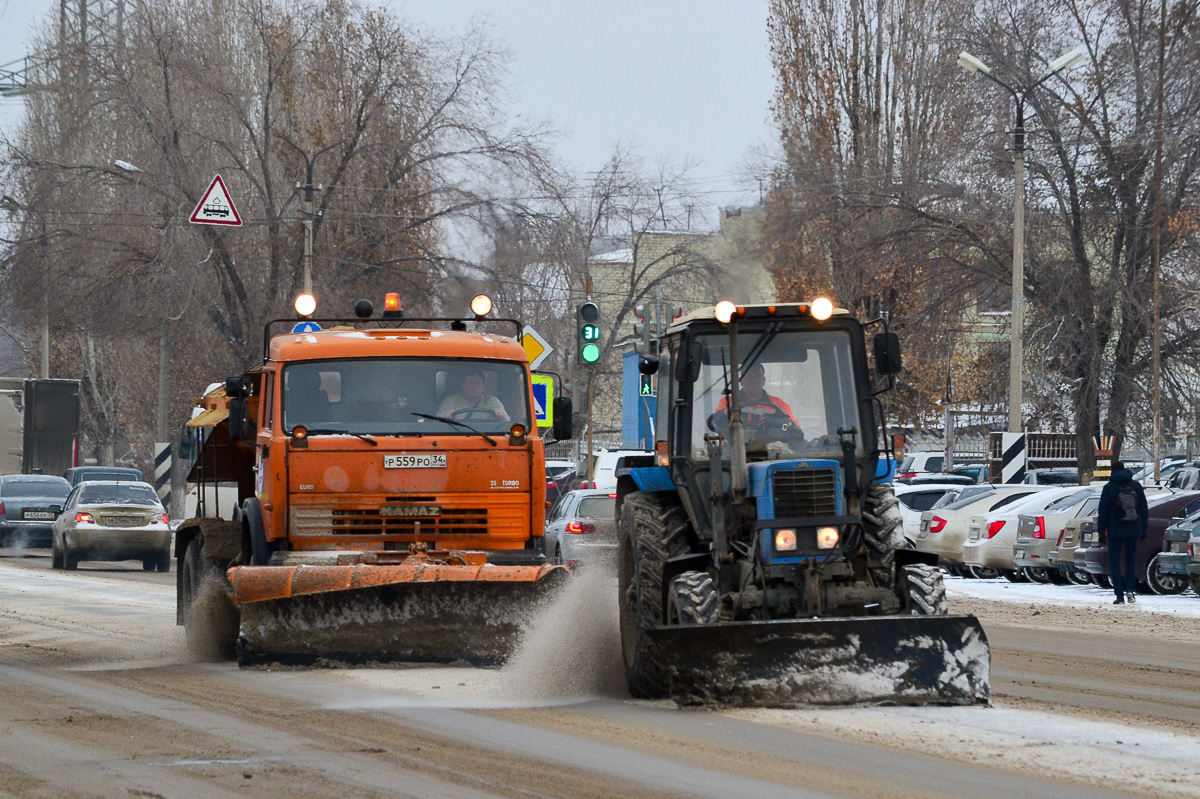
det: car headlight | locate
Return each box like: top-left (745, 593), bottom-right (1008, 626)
top-left (774, 529), bottom-right (797, 551)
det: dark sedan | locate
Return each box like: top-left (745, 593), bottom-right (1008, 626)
top-left (0, 474), bottom-right (71, 548)
top-left (1079, 491), bottom-right (1200, 592)
top-left (1153, 510), bottom-right (1199, 594)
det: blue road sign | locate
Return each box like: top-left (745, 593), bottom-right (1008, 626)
top-left (531, 376), bottom-right (553, 427)
top-left (291, 321), bottom-right (322, 333)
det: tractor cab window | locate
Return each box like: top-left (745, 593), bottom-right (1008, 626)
top-left (283, 358), bottom-right (530, 436)
top-left (687, 328), bottom-right (864, 461)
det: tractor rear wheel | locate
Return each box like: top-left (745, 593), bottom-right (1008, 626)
top-left (900, 564), bottom-right (949, 615)
top-left (618, 491), bottom-right (692, 699)
top-left (666, 571), bottom-right (719, 625)
top-left (862, 483), bottom-right (904, 588)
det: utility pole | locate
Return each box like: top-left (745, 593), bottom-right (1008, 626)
top-left (585, 274), bottom-right (595, 487)
top-left (1151, 0), bottom-right (1166, 481)
top-left (1009, 107), bottom-right (1026, 434)
top-left (299, 163), bottom-right (321, 296)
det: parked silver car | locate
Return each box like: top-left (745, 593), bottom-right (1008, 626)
top-left (51, 481), bottom-right (171, 571)
top-left (543, 489), bottom-right (617, 568)
top-left (0, 474), bottom-right (71, 549)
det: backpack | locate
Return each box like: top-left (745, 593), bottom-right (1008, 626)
top-left (1114, 485), bottom-right (1139, 522)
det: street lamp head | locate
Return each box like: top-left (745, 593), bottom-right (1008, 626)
top-left (1047, 48), bottom-right (1085, 75)
top-left (957, 51), bottom-right (991, 75)
top-left (114, 160), bottom-right (142, 173)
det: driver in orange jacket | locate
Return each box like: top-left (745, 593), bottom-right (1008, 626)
top-left (712, 362), bottom-right (802, 435)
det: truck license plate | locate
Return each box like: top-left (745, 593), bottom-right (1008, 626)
top-left (384, 453), bottom-right (447, 469)
top-left (23, 511), bottom-right (53, 520)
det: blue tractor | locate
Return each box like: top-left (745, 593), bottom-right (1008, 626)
top-left (616, 300), bottom-right (990, 706)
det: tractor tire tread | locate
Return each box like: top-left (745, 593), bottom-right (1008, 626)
top-left (901, 563), bottom-right (949, 615)
top-left (667, 571), bottom-right (719, 625)
top-left (862, 483), bottom-right (903, 588)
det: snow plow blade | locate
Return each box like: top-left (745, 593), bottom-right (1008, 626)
top-left (649, 614), bottom-right (990, 707)
top-left (229, 556), bottom-right (569, 667)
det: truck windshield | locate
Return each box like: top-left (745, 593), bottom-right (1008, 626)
top-left (688, 328), bottom-right (865, 460)
top-left (282, 358), bottom-right (531, 436)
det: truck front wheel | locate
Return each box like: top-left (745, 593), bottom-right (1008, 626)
top-left (618, 491), bottom-right (691, 699)
top-left (182, 540), bottom-right (239, 661)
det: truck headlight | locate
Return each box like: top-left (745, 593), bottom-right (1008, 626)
top-left (817, 526), bottom-right (839, 549)
top-left (774, 529), bottom-right (797, 551)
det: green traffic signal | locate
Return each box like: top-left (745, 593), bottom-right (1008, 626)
top-left (577, 301), bottom-right (601, 365)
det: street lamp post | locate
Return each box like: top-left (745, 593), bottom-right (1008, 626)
top-left (958, 48), bottom-right (1084, 433)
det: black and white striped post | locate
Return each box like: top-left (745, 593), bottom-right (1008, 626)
top-left (1001, 433), bottom-right (1027, 484)
top-left (153, 442), bottom-right (172, 509)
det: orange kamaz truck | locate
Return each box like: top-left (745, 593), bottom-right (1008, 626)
top-left (176, 294), bottom-right (573, 666)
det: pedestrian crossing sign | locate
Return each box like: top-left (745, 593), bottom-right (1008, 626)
top-left (531, 374), bottom-right (554, 428)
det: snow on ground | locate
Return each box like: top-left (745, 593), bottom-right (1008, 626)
top-left (945, 572), bottom-right (1200, 618)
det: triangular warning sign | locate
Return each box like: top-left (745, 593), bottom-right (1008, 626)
top-left (190, 174), bottom-right (242, 226)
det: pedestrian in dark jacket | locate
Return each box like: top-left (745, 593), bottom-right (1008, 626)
top-left (1096, 460), bottom-right (1149, 605)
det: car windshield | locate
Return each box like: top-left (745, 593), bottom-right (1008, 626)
top-left (577, 496), bottom-right (615, 519)
top-left (688, 328), bottom-right (863, 460)
top-left (2, 478), bottom-right (69, 498)
top-left (80, 484), bottom-right (161, 506)
top-left (282, 358), bottom-right (531, 436)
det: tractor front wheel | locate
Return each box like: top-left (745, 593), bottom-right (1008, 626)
top-left (618, 491), bottom-right (692, 699)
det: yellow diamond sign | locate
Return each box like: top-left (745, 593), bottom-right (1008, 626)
top-left (521, 325), bottom-right (553, 370)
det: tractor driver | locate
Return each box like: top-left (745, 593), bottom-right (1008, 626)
top-left (708, 362), bottom-right (803, 443)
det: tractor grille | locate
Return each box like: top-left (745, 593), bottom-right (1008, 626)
top-left (772, 468), bottom-right (837, 518)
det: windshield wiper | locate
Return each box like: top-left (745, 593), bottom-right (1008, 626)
top-left (301, 428), bottom-right (378, 446)
top-left (410, 412), bottom-right (497, 447)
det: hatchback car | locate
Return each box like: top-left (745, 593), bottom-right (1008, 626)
top-left (543, 489), bottom-right (617, 568)
top-left (51, 481), bottom-right (171, 571)
top-left (0, 474), bottom-right (71, 548)
top-left (1152, 510), bottom-right (1198, 595)
top-left (962, 486), bottom-right (1091, 580)
top-left (915, 485), bottom-right (1047, 574)
top-left (1013, 492), bottom-right (1100, 583)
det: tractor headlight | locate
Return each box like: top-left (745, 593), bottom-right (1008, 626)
top-left (774, 529), bottom-right (797, 551)
top-left (817, 526), bottom-right (839, 549)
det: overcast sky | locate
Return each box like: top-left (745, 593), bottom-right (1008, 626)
top-left (0, 0), bottom-right (776, 212)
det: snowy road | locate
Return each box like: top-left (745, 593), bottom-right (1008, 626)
top-left (1, 551), bottom-right (1198, 797)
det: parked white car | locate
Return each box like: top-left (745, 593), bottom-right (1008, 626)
top-left (962, 487), bottom-right (1094, 580)
top-left (543, 489), bottom-right (617, 568)
top-left (916, 485), bottom-right (1047, 576)
top-left (1013, 491), bottom-right (1102, 583)
top-left (896, 451), bottom-right (946, 479)
top-left (584, 449), bottom-right (652, 491)
top-left (894, 483), bottom-right (963, 545)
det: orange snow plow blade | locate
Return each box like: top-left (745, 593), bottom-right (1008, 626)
top-left (229, 551), bottom-right (569, 667)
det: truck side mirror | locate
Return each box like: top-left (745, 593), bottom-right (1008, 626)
top-left (674, 340), bottom-right (702, 384)
top-left (552, 396), bottom-right (574, 441)
top-left (227, 397), bottom-right (247, 442)
top-left (873, 332), bottom-right (902, 375)
top-left (225, 376), bottom-right (248, 398)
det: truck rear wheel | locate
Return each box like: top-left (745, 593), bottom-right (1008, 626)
top-left (900, 564), bottom-right (949, 615)
top-left (618, 491), bottom-right (691, 699)
top-left (666, 571), bottom-right (719, 625)
top-left (862, 483), bottom-right (903, 588)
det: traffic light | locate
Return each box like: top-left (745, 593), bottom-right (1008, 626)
top-left (633, 303), bottom-right (651, 355)
top-left (577, 301), bottom-right (601, 365)
top-left (639, 373), bottom-right (654, 397)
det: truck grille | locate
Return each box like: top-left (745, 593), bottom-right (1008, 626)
top-left (293, 506), bottom-right (488, 537)
top-left (772, 468), bottom-right (837, 518)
